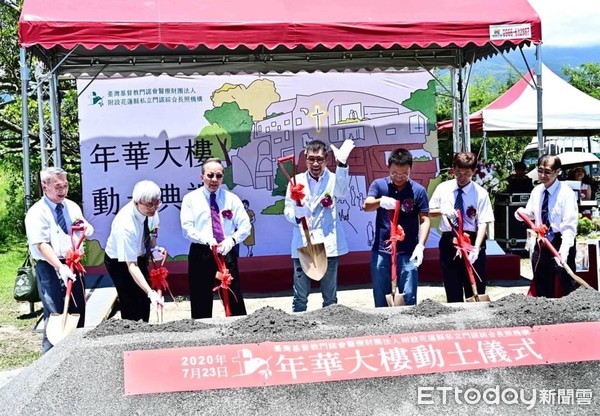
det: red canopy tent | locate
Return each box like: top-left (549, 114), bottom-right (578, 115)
top-left (19, 0), bottom-right (542, 76)
top-left (17, 0), bottom-right (540, 288)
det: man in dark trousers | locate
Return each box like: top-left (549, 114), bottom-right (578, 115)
top-left (181, 158), bottom-right (251, 318)
top-left (515, 154), bottom-right (578, 298)
top-left (25, 167), bottom-right (94, 353)
top-left (429, 152), bottom-right (495, 302)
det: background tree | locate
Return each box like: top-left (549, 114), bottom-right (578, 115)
top-left (563, 62), bottom-right (600, 100)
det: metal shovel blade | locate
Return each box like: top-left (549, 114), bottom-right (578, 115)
top-left (297, 242), bottom-right (328, 281)
top-left (46, 311), bottom-right (80, 345)
top-left (385, 293), bottom-right (405, 307)
top-left (466, 285), bottom-right (491, 302)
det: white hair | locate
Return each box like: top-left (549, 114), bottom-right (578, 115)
top-left (132, 180), bottom-right (161, 203)
top-left (40, 167), bottom-right (67, 184)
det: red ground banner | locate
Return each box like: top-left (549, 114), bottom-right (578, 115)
top-left (123, 322), bottom-right (600, 395)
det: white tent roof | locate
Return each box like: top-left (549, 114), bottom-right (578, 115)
top-left (438, 63), bottom-right (600, 137)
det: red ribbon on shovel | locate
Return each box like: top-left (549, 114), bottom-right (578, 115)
top-left (149, 250), bottom-right (175, 322)
top-left (384, 200), bottom-right (405, 306)
top-left (449, 210), bottom-right (489, 302)
top-left (211, 246), bottom-right (237, 317)
top-left (65, 225), bottom-right (87, 276)
top-left (516, 211), bottom-right (591, 294)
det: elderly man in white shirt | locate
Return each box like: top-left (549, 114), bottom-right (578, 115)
top-left (25, 167), bottom-right (94, 353)
top-left (515, 154), bottom-right (578, 298)
top-left (104, 180), bottom-right (165, 322)
top-left (181, 158), bottom-right (251, 319)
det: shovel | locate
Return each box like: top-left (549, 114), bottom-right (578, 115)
top-left (278, 155), bottom-right (328, 281)
top-left (46, 278), bottom-right (80, 345)
top-left (449, 210), bottom-right (490, 302)
top-left (385, 200), bottom-right (405, 306)
top-left (517, 211), bottom-right (592, 290)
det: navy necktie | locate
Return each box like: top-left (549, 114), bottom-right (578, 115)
top-left (55, 203), bottom-right (68, 234)
top-left (541, 189), bottom-right (550, 226)
top-left (210, 193), bottom-right (225, 243)
top-left (453, 188), bottom-right (464, 227)
top-left (143, 216), bottom-right (151, 256)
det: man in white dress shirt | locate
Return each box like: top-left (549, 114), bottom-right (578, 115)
top-left (104, 180), bottom-right (164, 322)
top-left (429, 152), bottom-right (495, 302)
top-left (25, 167), bottom-right (94, 353)
top-left (181, 158), bottom-right (251, 318)
top-left (515, 154), bottom-right (578, 298)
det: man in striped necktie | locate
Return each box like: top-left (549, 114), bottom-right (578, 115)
top-left (515, 155), bottom-right (578, 298)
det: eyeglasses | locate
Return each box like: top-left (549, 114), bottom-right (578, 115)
top-left (390, 172), bottom-right (409, 179)
top-left (206, 172), bottom-right (224, 179)
top-left (307, 156), bottom-right (326, 164)
top-left (139, 200), bottom-right (162, 209)
top-left (537, 168), bottom-right (557, 176)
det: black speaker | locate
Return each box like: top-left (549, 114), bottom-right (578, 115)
top-left (494, 193), bottom-right (529, 251)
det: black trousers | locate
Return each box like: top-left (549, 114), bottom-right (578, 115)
top-left (531, 233), bottom-right (576, 298)
top-left (188, 243), bottom-right (247, 319)
top-left (104, 254), bottom-right (151, 322)
top-left (439, 231), bottom-right (487, 303)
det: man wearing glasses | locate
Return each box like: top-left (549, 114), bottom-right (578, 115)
top-left (429, 152), bottom-right (495, 302)
top-left (284, 139), bottom-right (354, 312)
top-left (181, 158), bottom-right (251, 318)
top-left (105, 180), bottom-right (165, 322)
top-left (515, 155), bottom-right (578, 298)
top-left (363, 148), bottom-right (430, 306)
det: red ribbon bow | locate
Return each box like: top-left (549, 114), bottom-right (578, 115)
top-left (212, 246), bottom-right (237, 316)
top-left (450, 211), bottom-right (482, 285)
top-left (65, 249), bottom-right (86, 274)
top-left (149, 252), bottom-right (175, 303)
top-left (290, 184), bottom-right (306, 203)
top-left (384, 200), bottom-right (405, 284)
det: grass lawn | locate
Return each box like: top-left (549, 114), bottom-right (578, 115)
top-left (0, 243), bottom-right (43, 370)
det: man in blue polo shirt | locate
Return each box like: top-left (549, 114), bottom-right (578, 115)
top-left (363, 148), bottom-right (430, 306)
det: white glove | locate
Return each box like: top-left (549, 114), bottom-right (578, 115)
top-left (514, 207), bottom-right (534, 222)
top-left (294, 205), bottom-right (311, 219)
top-left (409, 244), bottom-right (425, 267)
top-left (555, 245), bottom-right (570, 267)
top-left (468, 246), bottom-right (480, 265)
top-left (379, 196), bottom-right (397, 210)
top-left (58, 264), bottom-right (76, 285)
top-left (330, 139), bottom-right (355, 164)
top-left (441, 206), bottom-right (458, 221)
top-left (151, 246), bottom-right (165, 261)
top-left (83, 224), bottom-right (94, 237)
top-left (148, 290), bottom-right (164, 308)
top-left (217, 237), bottom-right (236, 256)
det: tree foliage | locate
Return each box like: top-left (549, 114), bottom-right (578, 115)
top-left (563, 62), bottom-right (600, 100)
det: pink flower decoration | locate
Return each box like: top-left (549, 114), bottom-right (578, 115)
top-left (466, 205), bottom-right (477, 219)
top-left (221, 210), bottom-right (233, 220)
top-left (401, 198), bottom-right (414, 213)
top-left (320, 193), bottom-right (334, 208)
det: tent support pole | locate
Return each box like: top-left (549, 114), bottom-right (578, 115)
top-left (535, 43), bottom-right (544, 157)
top-left (20, 48), bottom-right (32, 210)
top-left (451, 68), bottom-right (460, 154)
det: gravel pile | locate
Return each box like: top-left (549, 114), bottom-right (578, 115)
top-left (1, 287), bottom-right (599, 415)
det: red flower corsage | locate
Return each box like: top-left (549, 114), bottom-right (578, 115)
top-left (466, 205), bottom-right (477, 219)
top-left (320, 193), bottom-right (333, 208)
top-left (221, 210), bottom-right (233, 220)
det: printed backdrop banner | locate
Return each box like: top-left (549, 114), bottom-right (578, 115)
top-left (77, 71), bottom-right (438, 262)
